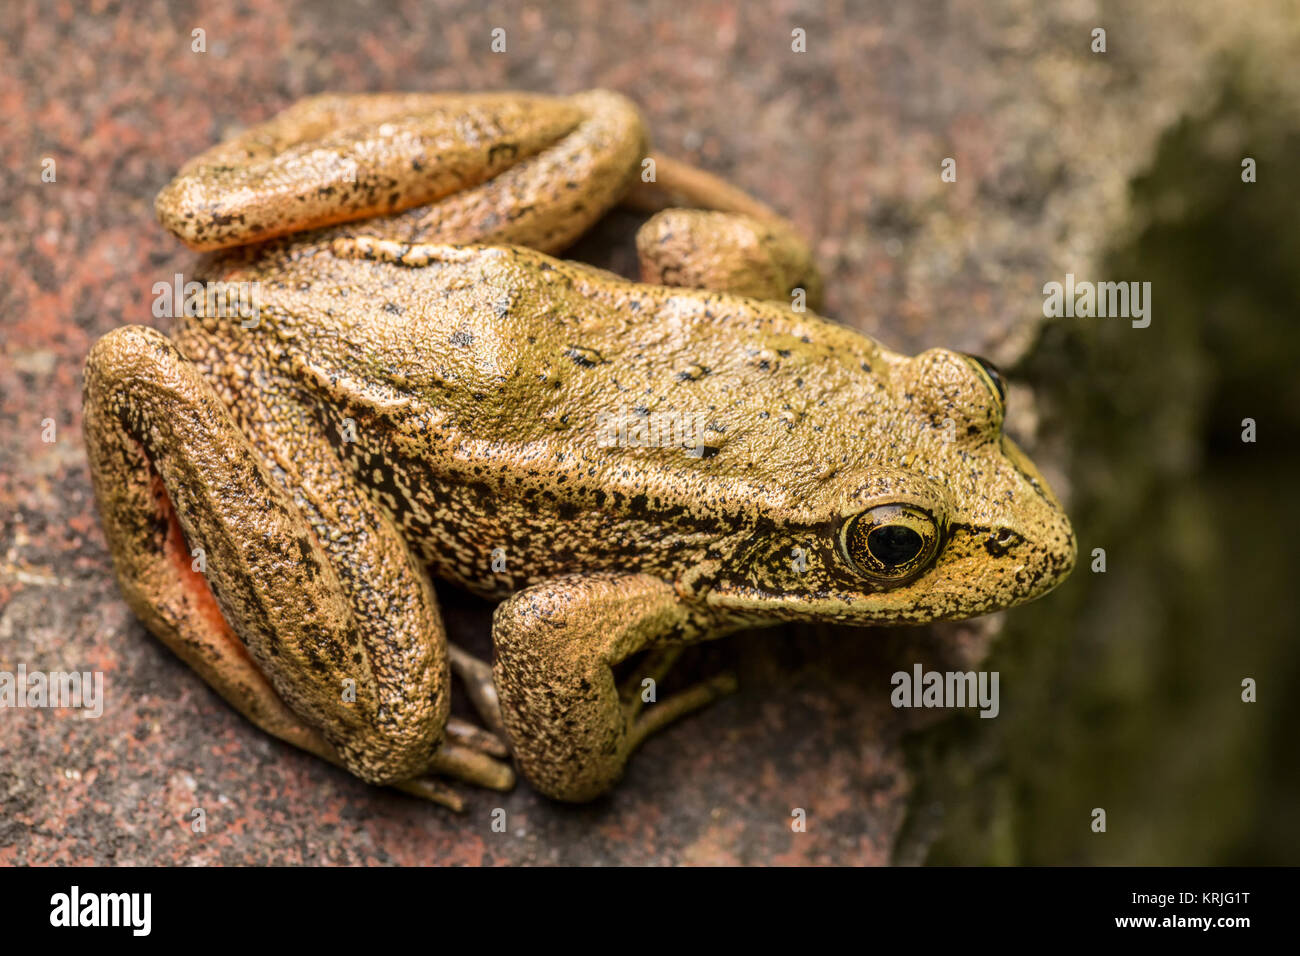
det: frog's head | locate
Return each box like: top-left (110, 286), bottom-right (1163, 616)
top-left (706, 348), bottom-right (1076, 626)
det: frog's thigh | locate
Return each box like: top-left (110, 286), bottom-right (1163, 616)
top-left (492, 573), bottom-right (728, 802)
top-left (83, 326), bottom-right (447, 786)
top-left (635, 208), bottom-right (823, 308)
top-left (84, 330), bottom-right (339, 768)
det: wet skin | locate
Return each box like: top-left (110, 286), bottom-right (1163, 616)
top-left (83, 90), bottom-right (1075, 808)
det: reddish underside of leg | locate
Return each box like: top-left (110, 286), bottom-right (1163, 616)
top-left (148, 466), bottom-right (255, 669)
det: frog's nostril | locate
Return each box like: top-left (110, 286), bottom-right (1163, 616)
top-left (964, 354), bottom-right (1006, 405)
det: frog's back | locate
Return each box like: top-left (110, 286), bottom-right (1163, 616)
top-left (268, 242), bottom-right (887, 453)
top-left (236, 241), bottom-right (898, 595)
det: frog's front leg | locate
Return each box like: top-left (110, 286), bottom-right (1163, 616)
top-left (83, 326), bottom-right (511, 809)
top-left (492, 573), bottom-right (735, 802)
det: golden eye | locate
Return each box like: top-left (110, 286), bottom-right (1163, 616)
top-left (839, 504), bottom-right (942, 582)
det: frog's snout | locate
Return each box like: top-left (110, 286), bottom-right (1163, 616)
top-left (1014, 502), bottom-right (1077, 604)
top-left (991, 435), bottom-right (1077, 599)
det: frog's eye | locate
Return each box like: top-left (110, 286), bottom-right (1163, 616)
top-left (964, 354), bottom-right (1007, 405)
top-left (839, 504), bottom-right (942, 582)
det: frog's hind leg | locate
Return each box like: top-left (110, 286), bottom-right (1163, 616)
top-left (365, 89), bottom-right (647, 253)
top-left (83, 325), bottom-right (512, 809)
top-left (625, 153), bottom-right (823, 308)
top-left (159, 89), bottom-right (647, 255)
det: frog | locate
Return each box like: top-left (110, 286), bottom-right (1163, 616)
top-left (83, 89), bottom-right (1075, 810)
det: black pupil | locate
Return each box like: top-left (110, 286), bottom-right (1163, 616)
top-left (867, 525), bottom-right (923, 566)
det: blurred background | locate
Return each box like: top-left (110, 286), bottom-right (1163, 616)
top-left (920, 73), bottom-right (1300, 865)
top-left (1, 0), bottom-right (1296, 864)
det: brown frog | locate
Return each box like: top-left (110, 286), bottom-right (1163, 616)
top-left (83, 89), bottom-right (1075, 809)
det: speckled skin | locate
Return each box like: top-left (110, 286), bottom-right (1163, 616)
top-left (83, 90), bottom-right (1074, 807)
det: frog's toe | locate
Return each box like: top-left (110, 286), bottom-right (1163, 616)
top-left (625, 671), bottom-right (740, 753)
top-left (445, 715), bottom-right (509, 758)
top-left (447, 642), bottom-right (508, 739)
top-left (427, 740), bottom-right (516, 792)
top-left (390, 725), bottom-right (516, 813)
top-left (392, 777), bottom-right (467, 813)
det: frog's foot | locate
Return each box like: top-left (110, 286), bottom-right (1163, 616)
top-left (390, 718), bottom-right (513, 812)
top-left (157, 89), bottom-right (646, 254)
top-left (625, 153), bottom-right (823, 308)
top-left (619, 646), bottom-right (685, 716)
top-left (635, 208), bottom-right (823, 308)
top-left (626, 672), bottom-right (739, 753)
top-left (392, 777), bottom-right (469, 812)
top-left (445, 714), bottom-right (509, 758)
top-left (492, 572), bottom-right (726, 802)
top-left (429, 737), bottom-right (514, 790)
top-left (447, 643), bottom-right (508, 740)
top-left (618, 646), bottom-right (738, 736)
top-left (83, 325), bottom-right (496, 809)
top-left (392, 721), bottom-right (514, 813)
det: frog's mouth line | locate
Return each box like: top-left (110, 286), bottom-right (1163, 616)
top-left (698, 507), bottom-right (1073, 622)
top-left (700, 583), bottom-right (982, 626)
